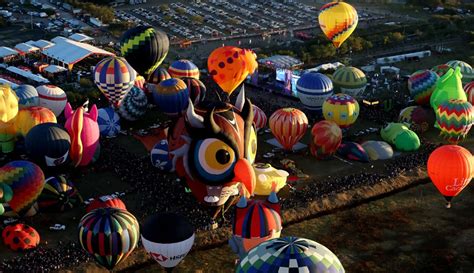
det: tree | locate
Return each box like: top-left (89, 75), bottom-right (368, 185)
top-left (191, 15), bottom-right (204, 25)
top-left (390, 32), bottom-right (404, 43)
top-left (175, 7), bottom-right (186, 14)
top-left (159, 4), bottom-right (169, 12)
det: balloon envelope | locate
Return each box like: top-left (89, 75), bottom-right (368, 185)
top-left (323, 93), bottom-right (359, 128)
top-left (435, 99), bottom-right (474, 144)
top-left (152, 78), bottom-right (189, 117)
top-left (310, 120), bottom-right (342, 159)
top-left (2, 223), bottom-right (40, 251)
top-left (36, 85), bottom-right (67, 117)
top-left (430, 68), bottom-right (467, 111)
top-left (182, 77), bottom-right (206, 106)
top-left (97, 107), bottom-right (121, 138)
top-left (14, 85), bottom-right (39, 109)
top-left (252, 105), bottom-right (267, 132)
top-left (296, 72), bottom-right (333, 113)
top-left (208, 46), bottom-right (249, 95)
top-left (361, 141), bottom-right (393, 160)
top-left (332, 66), bottom-right (367, 97)
top-left (38, 175), bottom-right (83, 212)
top-left (169, 59), bottom-right (200, 79)
top-left (25, 123), bottom-right (70, 167)
top-left (16, 106), bottom-right (56, 137)
top-left (337, 141), bottom-right (369, 162)
top-left (408, 70), bottom-right (439, 106)
top-left (148, 67), bottom-right (171, 85)
top-left (269, 108), bottom-right (308, 151)
top-left (118, 86), bottom-right (148, 121)
top-left (398, 106), bottom-right (435, 133)
top-left (446, 60), bottom-right (474, 84)
top-left (319, 1), bottom-right (358, 48)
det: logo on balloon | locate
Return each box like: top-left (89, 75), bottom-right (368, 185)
top-left (445, 178), bottom-right (470, 192)
top-left (150, 252), bottom-right (168, 262)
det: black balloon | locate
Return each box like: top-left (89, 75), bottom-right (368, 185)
top-left (25, 123), bottom-right (71, 167)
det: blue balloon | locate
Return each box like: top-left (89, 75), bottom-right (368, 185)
top-left (14, 85), bottom-right (39, 109)
top-left (152, 78), bottom-right (189, 117)
top-left (296, 72), bottom-right (333, 113)
top-left (97, 107), bottom-right (121, 138)
top-left (150, 139), bottom-right (172, 171)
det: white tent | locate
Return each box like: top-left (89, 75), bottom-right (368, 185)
top-left (44, 65), bottom-right (68, 74)
top-left (69, 33), bottom-right (94, 43)
top-left (6, 66), bottom-right (50, 84)
top-left (0, 47), bottom-right (19, 58)
top-left (14, 43), bottom-right (40, 54)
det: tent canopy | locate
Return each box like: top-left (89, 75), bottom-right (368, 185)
top-left (42, 37), bottom-right (114, 65)
top-left (258, 55), bottom-right (303, 70)
top-left (0, 47), bottom-right (19, 58)
top-left (6, 66), bottom-right (50, 84)
top-left (69, 33), bottom-right (94, 42)
top-left (44, 65), bottom-right (68, 74)
top-left (14, 43), bottom-right (40, 54)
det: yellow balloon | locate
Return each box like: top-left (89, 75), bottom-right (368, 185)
top-left (323, 93), bottom-right (359, 128)
top-left (318, 1), bottom-right (359, 48)
top-left (0, 84), bottom-right (18, 123)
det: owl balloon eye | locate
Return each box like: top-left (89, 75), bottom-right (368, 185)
top-left (245, 127), bottom-right (257, 164)
top-left (193, 138), bottom-right (236, 184)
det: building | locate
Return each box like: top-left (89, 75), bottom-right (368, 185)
top-left (376, 50), bottom-right (431, 65)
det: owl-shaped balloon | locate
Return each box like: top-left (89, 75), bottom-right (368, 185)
top-left (168, 87), bottom-right (256, 207)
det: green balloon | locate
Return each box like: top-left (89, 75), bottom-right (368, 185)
top-left (0, 204), bottom-right (4, 215)
top-left (381, 123), bottom-right (420, 152)
top-left (430, 67), bottom-right (467, 111)
top-left (0, 183), bottom-right (13, 203)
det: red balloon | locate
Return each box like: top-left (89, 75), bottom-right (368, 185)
top-left (427, 145), bottom-right (473, 208)
top-left (269, 108), bottom-right (308, 151)
top-left (86, 195), bottom-right (127, 213)
top-left (310, 120), bottom-right (342, 159)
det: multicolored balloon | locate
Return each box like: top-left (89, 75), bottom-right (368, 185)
top-left (361, 141), bottom-right (393, 160)
top-left (168, 59), bottom-right (200, 79)
top-left (148, 67), bottom-right (171, 85)
top-left (432, 64), bottom-right (451, 77)
top-left (269, 108), bottom-right (308, 151)
top-left (337, 141), bottom-right (369, 162)
top-left (2, 223), bottom-right (40, 251)
top-left (319, 1), bottom-right (358, 48)
top-left (408, 70), bottom-right (439, 106)
top-left (141, 213), bottom-right (195, 270)
top-left (15, 106), bottom-right (56, 137)
top-left (332, 66), bottom-right (367, 97)
top-left (398, 106), bottom-right (435, 133)
top-left (435, 99), bottom-right (474, 144)
top-left (428, 145), bottom-right (473, 208)
top-left (64, 103), bottom-right (100, 167)
top-left (94, 57), bottom-right (137, 107)
top-left (36, 85), bottom-right (67, 117)
top-left (430, 67), bottom-right (467, 111)
top-left (0, 183), bottom-right (13, 215)
top-left (208, 46), bottom-right (249, 96)
top-left (323, 93), bottom-right (359, 128)
top-left (310, 120), bottom-right (342, 159)
top-left (296, 72), bottom-right (333, 113)
top-left (120, 26), bottom-right (169, 79)
top-left (464, 81), bottom-right (474, 105)
top-left (97, 107), bottom-right (121, 138)
top-left (86, 195), bottom-right (126, 213)
top-left (25, 123), bottom-right (70, 167)
top-left (446, 60), bottom-right (473, 84)
top-left (230, 191), bottom-right (282, 259)
top-left (237, 237), bottom-right (345, 273)
top-left (118, 86), bottom-right (148, 121)
top-left (0, 161), bottom-right (45, 217)
top-left (152, 78), bottom-right (189, 117)
top-left (252, 105), bottom-right (267, 132)
top-left (13, 85), bottom-right (39, 109)
top-left (78, 208), bottom-right (140, 270)
top-left (38, 175), bottom-right (83, 212)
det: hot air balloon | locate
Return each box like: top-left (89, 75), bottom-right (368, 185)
top-left (86, 195), bottom-right (127, 213)
top-left (208, 46), bottom-right (249, 96)
top-left (332, 66), bottom-right (367, 97)
top-left (36, 85), bottom-right (67, 117)
top-left (0, 85), bottom-right (19, 154)
top-left (427, 145), bottom-right (473, 208)
top-left (2, 223), bottom-right (40, 251)
top-left (361, 141), bottom-right (393, 160)
top-left (93, 56), bottom-right (137, 107)
top-left (13, 85), bottom-right (39, 109)
top-left (25, 123), bottom-right (70, 167)
top-left (78, 208), bottom-right (140, 270)
top-left (269, 108), bottom-right (308, 151)
top-left (323, 93), bottom-right (359, 128)
top-left (398, 106), bottom-right (435, 133)
top-left (430, 67), bottom-right (467, 111)
top-left (432, 64), bottom-right (451, 77)
top-left (381, 123), bottom-right (420, 152)
top-left (97, 107), bottom-right (121, 138)
top-left (15, 106), bottom-right (56, 137)
top-left (408, 70), bottom-right (439, 106)
top-left (134, 75), bottom-right (146, 90)
top-left (152, 78), bottom-right (189, 117)
top-left (237, 237), bottom-right (345, 273)
top-left (118, 86), bottom-right (148, 121)
top-left (318, 1), bottom-right (358, 48)
top-left (243, 48), bottom-right (258, 75)
top-left (253, 163), bottom-right (288, 196)
top-left (151, 139), bottom-right (172, 172)
top-left (120, 26), bottom-right (169, 79)
top-left (38, 175), bottom-right (83, 212)
top-left (0, 183), bottom-right (13, 215)
top-left (464, 82), bottom-right (474, 105)
top-left (337, 141), bottom-right (369, 162)
top-left (252, 105), bottom-right (267, 132)
top-left (230, 189), bottom-right (282, 259)
top-left (310, 120), bottom-right (342, 159)
top-left (182, 77), bottom-right (206, 106)
top-left (446, 60), bottom-right (474, 84)
top-left (148, 67), bottom-right (171, 85)
top-left (64, 103), bottom-right (100, 167)
top-left (0, 161), bottom-right (44, 217)
top-left (435, 99), bottom-right (474, 144)
top-left (168, 59), bottom-right (200, 79)
top-left (141, 212), bottom-right (195, 272)
top-left (296, 72), bottom-right (334, 114)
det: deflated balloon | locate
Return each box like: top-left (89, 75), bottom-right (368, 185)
top-left (381, 123), bottom-right (420, 152)
top-left (337, 141), bottom-right (369, 162)
top-left (319, 1), bottom-right (358, 48)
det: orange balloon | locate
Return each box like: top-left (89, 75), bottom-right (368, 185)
top-left (243, 49), bottom-right (258, 75)
top-left (427, 145), bottom-right (473, 208)
top-left (208, 46), bottom-right (249, 95)
top-left (269, 108), bottom-right (308, 151)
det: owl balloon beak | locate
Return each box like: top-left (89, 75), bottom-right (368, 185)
top-left (233, 159), bottom-right (256, 196)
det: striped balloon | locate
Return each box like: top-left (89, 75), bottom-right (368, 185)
top-left (93, 57), bottom-right (137, 107)
top-left (152, 78), bottom-right (189, 117)
top-left (296, 72), bottom-right (333, 113)
top-left (36, 85), bottom-right (67, 116)
top-left (436, 99), bottom-right (474, 144)
top-left (182, 77), bottom-right (206, 105)
top-left (97, 107), bottom-right (121, 138)
top-left (233, 199), bottom-right (281, 239)
top-left (465, 82), bottom-right (474, 105)
top-left (38, 176), bottom-right (83, 212)
top-left (78, 208), bottom-right (139, 270)
top-left (252, 105), bottom-right (267, 132)
top-left (319, 1), bottom-right (358, 48)
top-left (148, 67), bottom-right (171, 84)
top-left (118, 86), bottom-right (148, 121)
top-left (310, 120), bottom-right (342, 159)
top-left (332, 66), bottom-right (367, 97)
top-left (168, 59), bottom-right (200, 79)
top-left (269, 108), bottom-right (308, 151)
top-left (432, 64), bottom-right (451, 77)
top-left (408, 70), bottom-right (439, 105)
top-left (446, 60), bottom-right (474, 84)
